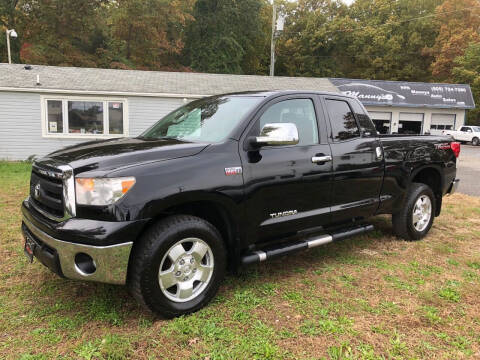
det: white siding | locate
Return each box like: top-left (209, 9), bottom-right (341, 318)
top-left (0, 92), bottom-right (84, 160)
top-left (368, 111), bottom-right (391, 120)
top-left (431, 113), bottom-right (456, 126)
top-left (0, 92), bottom-right (188, 160)
top-left (365, 105), bottom-right (466, 134)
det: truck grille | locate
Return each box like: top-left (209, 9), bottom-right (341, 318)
top-left (29, 163), bottom-right (66, 219)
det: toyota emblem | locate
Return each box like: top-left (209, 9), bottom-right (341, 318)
top-left (34, 183), bottom-right (41, 200)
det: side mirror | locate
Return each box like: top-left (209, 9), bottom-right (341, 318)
top-left (252, 123), bottom-right (299, 147)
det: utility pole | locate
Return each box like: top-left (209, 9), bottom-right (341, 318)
top-left (269, 2), bottom-right (276, 77)
top-left (6, 29), bottom-right (12, 64)
top-left (6, 29), bottom-right (18, 64)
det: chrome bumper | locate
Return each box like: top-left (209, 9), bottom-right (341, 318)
top-left (22, 215), bottom-right (132, 285)
top-left (447, 179), bottom-right (460, 195)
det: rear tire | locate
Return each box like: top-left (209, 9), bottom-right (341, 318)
top-left (472, 137), bottom-right (479, 146)
top-left (128, 215), bottom-right (226, 318)
top-left (392, 183), bottom-right (436, 241)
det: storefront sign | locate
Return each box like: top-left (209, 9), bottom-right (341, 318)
top-left (329, 78), bottom-right (475, 109)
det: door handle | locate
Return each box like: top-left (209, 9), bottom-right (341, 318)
top-left (311, 155), bottom-right (332, 164)
top-left (375, 146), bottom-right (383, 160)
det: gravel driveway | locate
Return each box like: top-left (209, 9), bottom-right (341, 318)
top-left (456, 145), bottom-right (480, 197)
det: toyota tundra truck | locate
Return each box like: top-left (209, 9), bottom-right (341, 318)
top-left (21, 90), bottom-right (460, 317)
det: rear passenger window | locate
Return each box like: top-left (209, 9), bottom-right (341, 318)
top-left (325, 99), bottom-right (360, 142)
top-left (349, 100), bottom-right (377, 136)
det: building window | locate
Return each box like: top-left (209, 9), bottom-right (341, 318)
top-left (109, 102), bottom-right (124, 134)
top-left (47, 100), bottom-right (63, 133)
top-left (398, 112), bottom-right (424, 135)
top-left (43, 97), bottom-right (127, 137)
top-left (368, 111), bottom-right (392, 135)
top-left (68, 101), bottom-right (104, 134)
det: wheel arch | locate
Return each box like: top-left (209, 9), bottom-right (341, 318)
top-left (130, 192), bottom-right (242, 271)
top-left (410, 166), bottom-right (443, 216)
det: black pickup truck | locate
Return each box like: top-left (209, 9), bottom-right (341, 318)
top-left (21, 90), bottom-right (460, 317)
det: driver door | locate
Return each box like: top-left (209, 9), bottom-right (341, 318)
top-left (240, 95), bottom-right (333, 244)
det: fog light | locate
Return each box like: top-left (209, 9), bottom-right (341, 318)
top-left (74, 253), bottom-right (96, 275)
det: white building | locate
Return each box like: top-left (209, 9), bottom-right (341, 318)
top-left (0, 64), bottom-right (475, 160)
top-left (330, 78), bottom-right (475, 136)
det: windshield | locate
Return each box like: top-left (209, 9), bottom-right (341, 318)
top-left (140, 96), bottom-right (262, 142)
top-left (472, 126), bottom-right (480, 132)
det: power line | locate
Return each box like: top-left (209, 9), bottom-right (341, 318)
top-left (279, 4), bottom-right (480, 37)
top-left (276, 4), bottom-right (480, 60)
top-left (303, 53), bottom-right (427, 58)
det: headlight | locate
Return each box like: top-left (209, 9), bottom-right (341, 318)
top-left (75, 177), bottom-right (136, 206)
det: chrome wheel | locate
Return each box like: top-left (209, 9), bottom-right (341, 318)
top-left (412, 195), bottom-right (432, 232)
top-left (158, 238), bottom-right (214, 303)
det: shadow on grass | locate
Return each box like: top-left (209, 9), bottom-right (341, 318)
top-left (27, 216), bottom-right (400, 322)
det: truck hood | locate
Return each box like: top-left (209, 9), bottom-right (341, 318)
top-left (41, 137), bottom-right (209, 174)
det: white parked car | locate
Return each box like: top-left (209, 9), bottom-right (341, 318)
top-left (444, 126), bottom-right (480, 146)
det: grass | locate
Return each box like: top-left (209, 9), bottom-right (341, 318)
top-left (1, 160), bottom-right (480, 359)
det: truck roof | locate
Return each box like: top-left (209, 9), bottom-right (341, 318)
top-left (215, 89), bottom-right (355, 99)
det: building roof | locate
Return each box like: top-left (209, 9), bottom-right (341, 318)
top-left (0, 63), bottom-right (338, 98)
top-left (330, 78), bottom-right (475, 109)
top-left (0, 64), bottom-right (473, 110)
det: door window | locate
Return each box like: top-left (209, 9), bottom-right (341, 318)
top-left (349, 100), bottom-right (377, 136)
top-left (325, 99), bottom-right (360, 141)
top-left (257, 99), bottom-right (319, 146)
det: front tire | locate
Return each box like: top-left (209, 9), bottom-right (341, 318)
top-left (392, 183), bottom-right (436, 241)
top-left (128, 215), bottom-right (226, 318)
top-left (472, 137), bottom-right (479, 146)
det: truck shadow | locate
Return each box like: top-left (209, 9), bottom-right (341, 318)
top-left (33, 215), bottom-right (402, 321)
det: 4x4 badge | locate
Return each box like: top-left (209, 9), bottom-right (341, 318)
top-left (225, 167), bottom-right (242, 176)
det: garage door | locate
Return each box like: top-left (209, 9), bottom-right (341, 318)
top-left (368, 111), bottom-right (392, 134)
top-left (399, 112), bottom-right (424, 134)
top-left (430, 114), bottom-right (456, 135)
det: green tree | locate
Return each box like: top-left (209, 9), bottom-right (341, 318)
top-left (18, 0), bottom-right (108, 67)
top-left (183, 0), bottom-right (269, 74)
top-left (0, 0), bottom-right (22, 63)
top-left (452, 42), bottom-right (480, 125)
top-left (428, 0), bottom-right (480, 81)
top-left (276, 0), bottom-right (440, 81)
top-left (275, 0), bottom-right (348, 77)
top-left (345, 0), bottom-right (441, 81)
top-left (110, 0), bottom-right (194, 70)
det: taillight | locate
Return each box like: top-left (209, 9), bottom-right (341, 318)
top-left (450, 142), bottom-right (460, 158)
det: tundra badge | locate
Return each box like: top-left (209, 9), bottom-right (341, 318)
top-left (270, 210), bottom-right (298, 218)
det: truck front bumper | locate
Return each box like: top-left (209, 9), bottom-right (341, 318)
top-left (21, 200), bottom-right (148, 285)
top-left (22, 215), bottom-right (133, 284)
